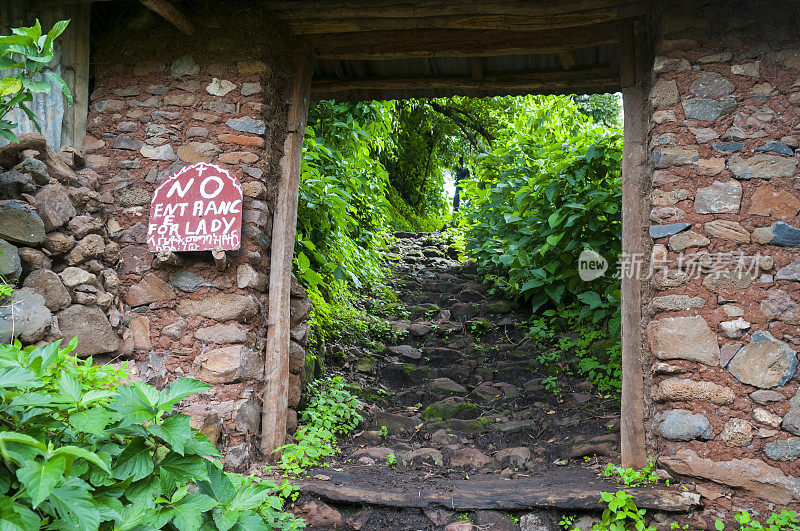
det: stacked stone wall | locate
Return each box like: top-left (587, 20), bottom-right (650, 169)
top-left (646, 1), bottom-right (800, 509)
top-left (79, 5), bottom-right (311, 471)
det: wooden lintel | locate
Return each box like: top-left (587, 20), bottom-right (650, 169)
top-left (268, 0), bottom-right (648, 20)
top-left (261, 47), bottom-right (314, 457)
top-left (311, 24), bottom-right (620, 60)
top-left (558, 50), bottom-right (579, 70)
top-left (311, 67), bottom-right (617, 94)
top-left (285, 7), bottom-right (646, 35)
top-left (139, 0), bottom-right (195, 36)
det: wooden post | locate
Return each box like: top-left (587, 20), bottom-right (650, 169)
top-left (620, 86), bottom-right (648, 470)
top-left (261, 49), bottom-right (313, 457)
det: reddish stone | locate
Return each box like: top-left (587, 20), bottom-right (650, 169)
top-left (218, 134), bottom-right (265, 147)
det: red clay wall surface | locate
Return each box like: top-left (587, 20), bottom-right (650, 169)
top-left (83, 5), bottom-right (310, 472)
top-left (647, 2), bottom-right (800, 510)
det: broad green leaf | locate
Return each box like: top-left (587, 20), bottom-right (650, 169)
top-left (148, 414), bottom-right (192, 455)
top-left (0, 366), bottom-right (40, 388)
top-left (161, 378), bottom-right (211, 409)
top-left (113, 503), bottom-right (146, 531)
top-left (43, 70), bottom-right (72, 104)
top-left (0, 77), bottom-right (22, 97)
top-left (69, 407), bottom-right (111, 436)
top-left (159, 452), bottom-right (208, 483)
top-left (171, 492), bottom-right (217, 531)
top-left (51, 445), bottom-right (111, 474)
top-left (48, 477), bottom-right (102, 531)
top-left (15, 457), bottom-right (65, 507)
top-left (112, 437), bottom-right (154, 481)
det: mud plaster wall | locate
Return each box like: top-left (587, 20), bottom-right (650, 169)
top-left (85, 4), bottom-right (311, 472)
top-left (646, 1), bottom-right (800, 508)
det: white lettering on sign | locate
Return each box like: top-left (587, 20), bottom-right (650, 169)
top-left (147, 162), bottom-right (243, 252)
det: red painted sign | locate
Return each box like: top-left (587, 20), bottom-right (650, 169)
top-left (148, 162), bottom-right (243, 252)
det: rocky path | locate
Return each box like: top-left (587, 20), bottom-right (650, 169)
top-left (289, 232), bottom-right (693, 529)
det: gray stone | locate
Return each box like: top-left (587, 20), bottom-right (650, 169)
top-left (682, 98), bottom-right (736, 121)
top-left (648, 316), bottom-right (719, 365)
top-left (668, 230), bottom-right (710, 251)
top-left (0, 200), bottom-right (45, 245)
top-left (0, 239), bottom-right (21, 278)
top-left (712, 142), bottom-right (745, 153)
top-left (401, 448), bottom-right (443, 467)
top-left (689, 71), bottom-right (735, 98)
top-left (168, 270), bottom-right (209, 292)
top-left (241, 82), bottom-right (262, 96)
top-left (727, 338), bottom-right (797, 389)
top-left (171, 55), bottom-right (198, 77)
top-left (771, 221), bottom-right (800, 247)
top-left (15, 157), bottom-right (49, 185)
top-left (0, 171), bottom-right (35, 198)
top-left (195, 323), bottom-right (247, 344)
top-left (113, 134), bottom-right (143, 151)
top-left (649, 222), bottom-right (690, 238)
top-left (519, 511), bottom-right (559, 531)
top-left (140, 144), bottom-right (177, 161)
top-left (22, 269), bottom-right (70, 311)
top-left (694, 180), bottom-right (742, 214)
top-left (658, 409), bottom-right (712, 441)
top-left (720, 318), bottom-right (750, 339)
top-left (648, 294), bottom-right (705, 313)
top-left (651, 147), bottom-right (698, 167)
top-left (205, 78), bottom-right (236, 96)
top-left (650, 206), bottom-right (685, 223)
top-left (57, 305), bottom-right (118, 357)
top-left (202, 100), bottom-right (236, 114)
top-left (373, 410), bottom-right (421, 434)
top-left (759, 289), bottom-right (797, 323)
top-left (226, 117), bottom-right (266, 135)
top-left (176, 293), bottom-right (259, 322)
top-left (703, 271), bottom-right (753, 292)
top-left (429, 377), bottom-right (467, 394)
top-left (35, 183), bottom-right (76, 231)
top-left (652, 378), bottom-right (735, 405)
top-left (162, 319), bottom-right (187, 340)
top-left (757, 141), bottom-right (794, 156)
top-left (388, 344), bottom-right (423, 360)
top-left (0, 290), bottom-right (51, 343)
top-left (192, 345), bottom-right (261, 383)
top-left (727, 154), bottom-right (798, 180)
top-left (751, 389), bottom-right (785, 404)
top-left (764, 438), bottom-right (800, 461)
top-left (777, 261), bottom-right (800, 281)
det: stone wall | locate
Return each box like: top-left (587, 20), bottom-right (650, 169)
top-left (78, 4), bottom-right (311, 471)
top-left (646, 1), bottom-right (800, 509)
top-left (0, 135), bottom-right (123, 353)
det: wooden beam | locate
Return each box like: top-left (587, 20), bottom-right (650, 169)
top-left (620, 86), bottom-right (648, 470)
top-left (311, 67), bottom-right (618, 93)
top-left (311, 24), bottom-right (620, 60)
top-left (558, 50), bottom-right (579, 70)
top-left (261, 48), bottom-right (313, 457)
top-left (139, 0), bottom-right (195, 36)
top-left (268, 0), bottom-right (647, 19)
top-left (285, 7), bottom-right (646, 34)
top-left (471, 58), bottom-right (484, 81)
top-left (619, 21), bottom-right (636, 87)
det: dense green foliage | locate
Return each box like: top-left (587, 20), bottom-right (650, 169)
top-left (0, 20), bottom-right (72, 143)
top-left (274, 376), bottom-right (363, 476)
top-left (462, 96), bottom-right (623, 332)
top-left (0, 338), bottom-right (302, 530)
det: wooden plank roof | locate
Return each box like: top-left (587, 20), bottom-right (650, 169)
top-left (32, 0), bottom-right (649, 101)
top-left (263, 0), bottom-right (649, 100)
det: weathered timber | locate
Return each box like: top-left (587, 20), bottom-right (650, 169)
top-left (558, 50), bottom-right (579, 70)
top-left (620, 86), bottom-right (648, 469)
top-left (261, 48), bottom-right (313, 456)
top-left (310, 24), bottom-right (621, 59)
top-left (311, 68), bottom-right (619, 94)
top-left (295, 471), bottom-right (700, 512)
top-left (285, 7), bottom-right (647, 34)
top-left (139, 0), bottom-right (195, 36)
top-left (267, 0), bottom-right (647, 19)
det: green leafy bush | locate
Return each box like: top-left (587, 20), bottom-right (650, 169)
top-left (274, 376), bottom-right (363, 476)
top-left (1, 20), bottom-right (72, 142)
top-left (716, 510), bottom-right (800, 531)
top-left (462, 96), bottom-right (622, 332)
top-left (0, 338), bottom-right (303, 530)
